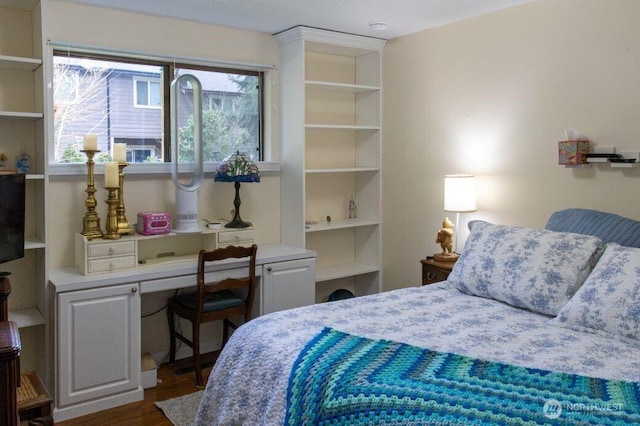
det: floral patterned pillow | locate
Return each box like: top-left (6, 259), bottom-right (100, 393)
top-left (554, 243), bottom-right (640, 340)
top-left (448, 221), bottom-right (602, 316)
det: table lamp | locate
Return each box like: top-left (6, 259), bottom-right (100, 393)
top-left (442, 173), bottom-right (477, 258)
top-left (214, 151), bottom-right (260, 228)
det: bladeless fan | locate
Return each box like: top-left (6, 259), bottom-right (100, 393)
top-left (171, 74), bottom-right (203, 233)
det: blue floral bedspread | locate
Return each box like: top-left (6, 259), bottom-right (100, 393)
top-left (194, 282), bottom-right (640, 425)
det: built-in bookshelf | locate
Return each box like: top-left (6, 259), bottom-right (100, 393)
top-left (276, 26), bottom-right (386, 302)
top-left (0, 0), bottom-right (48, 380)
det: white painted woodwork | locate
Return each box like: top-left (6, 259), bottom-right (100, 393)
top-left (261, 257), bottom-right (315, 315)
top-left (50, 243), bottom-right (316, 420)
top-left (275, 26), bottom-right (385, 299)
top-left (56, 283), bottom-right (141, 409)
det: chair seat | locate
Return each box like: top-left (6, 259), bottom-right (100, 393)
top-left (174, 290), bottom-right (244, 313)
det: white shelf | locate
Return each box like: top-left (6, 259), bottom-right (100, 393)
top-left (8, 306), bottom-right (45, 328)
top-left (0, 0), bottom-right (39, 11)
top-left (305, 218), bottom-right (379, 232)
top-left (0, 110), bottom-right (43, 120)
top-left (0, 54), bottom-right (41, 71)
top-left (25, 173), bottom-right (45, 180)
top-left (305, 80), bottom-right (379, 93)
top-left (316, 262), bottom-right (379, 282)
top-left (306, 167), bottom-right (379, 173)
top-left (305, 124), bottom-right (380, 130)
top-left (609, 162), bottom-right (638, 168)
top-left (25, 237), bottom-right (46, 250)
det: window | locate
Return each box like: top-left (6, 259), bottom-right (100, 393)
top-left (55, 72), bottom-right (79, 104)
top-left (52, 51), bottom-right (263, 164)
top-left (134, 79), bottom-right (161, 108)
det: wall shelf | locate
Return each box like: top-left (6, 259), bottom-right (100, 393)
top-left (316, 262), bottom-right (379, 282)
top-left (0, 54), bottom-right (42, 71)
top-left (589, 151), bottom-right (639, 168)
top-left (0, 111), bottom-right (44, 120)
top-left (306, 167), bottom-right (379, 173)
top-left (8, 307), bottom-right (45, 328)
top-left (305, 80), bottom-right (379, 93)
top-left (305, 124), bottom-right (380, 130)
top-left (25, 237), bottom-right (46, 250)
top-left (305, 218), bottom-right (379, 232)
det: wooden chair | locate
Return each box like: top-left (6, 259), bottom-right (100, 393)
top-left (167, 244), bottom-right (258, 386)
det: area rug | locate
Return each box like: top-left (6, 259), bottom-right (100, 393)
top-left (156, 390), bottom-right (204, 426)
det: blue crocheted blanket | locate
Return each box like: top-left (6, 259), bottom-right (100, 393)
top-left (285, 328), bottom-right (640, 425)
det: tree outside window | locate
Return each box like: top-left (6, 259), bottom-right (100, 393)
top-left (52, 53), bottom-right (263, 164)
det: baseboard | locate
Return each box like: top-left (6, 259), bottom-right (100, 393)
top-left (53, 387), bottom-right (143, 422)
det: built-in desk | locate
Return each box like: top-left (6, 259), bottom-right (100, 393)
top-left (49, 243), bottom-right (316, 422)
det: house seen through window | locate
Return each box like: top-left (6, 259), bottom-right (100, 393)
top-left (52, 52), bottom-right (263, 164)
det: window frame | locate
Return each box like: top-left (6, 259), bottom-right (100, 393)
top-left (51, 49), bottom-right (265, 167)
top-left (133, 78), bottom-right (162, 109)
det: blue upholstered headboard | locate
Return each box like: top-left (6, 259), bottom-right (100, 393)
top-left (545, 208), bottom-right (640, 248)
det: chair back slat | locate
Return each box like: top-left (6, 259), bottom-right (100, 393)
top-left (197, 244), bottom-right (258, 317)
top-left (202, 277), bottom-right (250, 293)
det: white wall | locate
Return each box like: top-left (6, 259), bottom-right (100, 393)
top-left (382, 0), bottom-right (640, 291)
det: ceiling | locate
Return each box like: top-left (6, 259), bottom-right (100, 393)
top-left (59, 0), bottom-right (533, 39)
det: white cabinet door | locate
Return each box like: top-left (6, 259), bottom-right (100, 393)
top-left (262, 258), bottom-right (316, 315)
top-left (57, 283), bottom-right (140, 407)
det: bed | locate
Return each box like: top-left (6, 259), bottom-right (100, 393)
top-left (194, 209), bottom-right (640, 425)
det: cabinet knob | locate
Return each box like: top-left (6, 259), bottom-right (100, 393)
top-left (267, 267), bottom-right (272, 272)
top-left (427, 272), bottom-right (437, 280)
top-left (131, 287), bottom-right (138, 294)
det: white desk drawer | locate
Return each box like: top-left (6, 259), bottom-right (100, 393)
top-left (88, 241), bottom-right (136, 258)
top-left (218, 230), bottom-right (254, 244)
top-left (87, 255), bottom-right (137, 273)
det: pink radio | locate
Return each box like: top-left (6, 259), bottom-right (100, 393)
top-left (137, 212), bottom-right (171, 235)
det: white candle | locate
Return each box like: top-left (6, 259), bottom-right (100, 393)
top-left (113, 143), bottom-right (126, 164)
top-left (104, 162), bottom-right (119, 188)
top-left (83, 134), bottom-right (98, 151)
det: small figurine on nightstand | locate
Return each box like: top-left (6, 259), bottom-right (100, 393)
top-left (434, 217), bottom-right (458, 262)
top-left (0, 153), bottom-right (6, 171)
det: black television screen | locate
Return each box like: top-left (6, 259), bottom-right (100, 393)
top-left (0, 174), bottom-right (26, 265)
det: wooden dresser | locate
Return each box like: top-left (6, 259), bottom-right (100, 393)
top-left (0, 320), bottom-right (21, 426)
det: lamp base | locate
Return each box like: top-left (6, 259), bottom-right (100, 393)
top-left (225, 181), bottom-right (252, 228)
top-left (433, 252), bottom-right (459, 262)
top-left (225, 218), bottom-right (252, 228)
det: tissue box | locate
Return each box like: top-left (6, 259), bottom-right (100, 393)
top-left (558, 140), bottom-right (589, 165)
top-left (141, 353), bottom-right (157, 389)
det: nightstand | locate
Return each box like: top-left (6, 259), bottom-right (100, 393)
top-left (420, 257), bottom-right (456, 285)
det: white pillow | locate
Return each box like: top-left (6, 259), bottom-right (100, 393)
top-left (554, 243), bottom-right (640, 340)
top-left (448, 221), bottom-right (602, 316)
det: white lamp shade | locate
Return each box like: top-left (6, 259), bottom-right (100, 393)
top-left (444, 174), bottom-right (477, 212)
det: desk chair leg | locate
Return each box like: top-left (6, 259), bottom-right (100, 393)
top-left (167, 306), bottom-right (176, 365)
top-left (193, 324), bottom-right (203, 387)
top-left (222, 319), bottom-right (231, 346)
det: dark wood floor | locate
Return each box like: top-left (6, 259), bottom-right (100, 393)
top-left (56, 363), bottom-right (211, 426)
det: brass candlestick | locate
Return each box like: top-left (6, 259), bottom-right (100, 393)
top-left (80, 150), bottom-right (103, 240)
top-left (104, 186), bottom-right (121, 240)
top-left (116, 163), bottom-right (134, 235)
